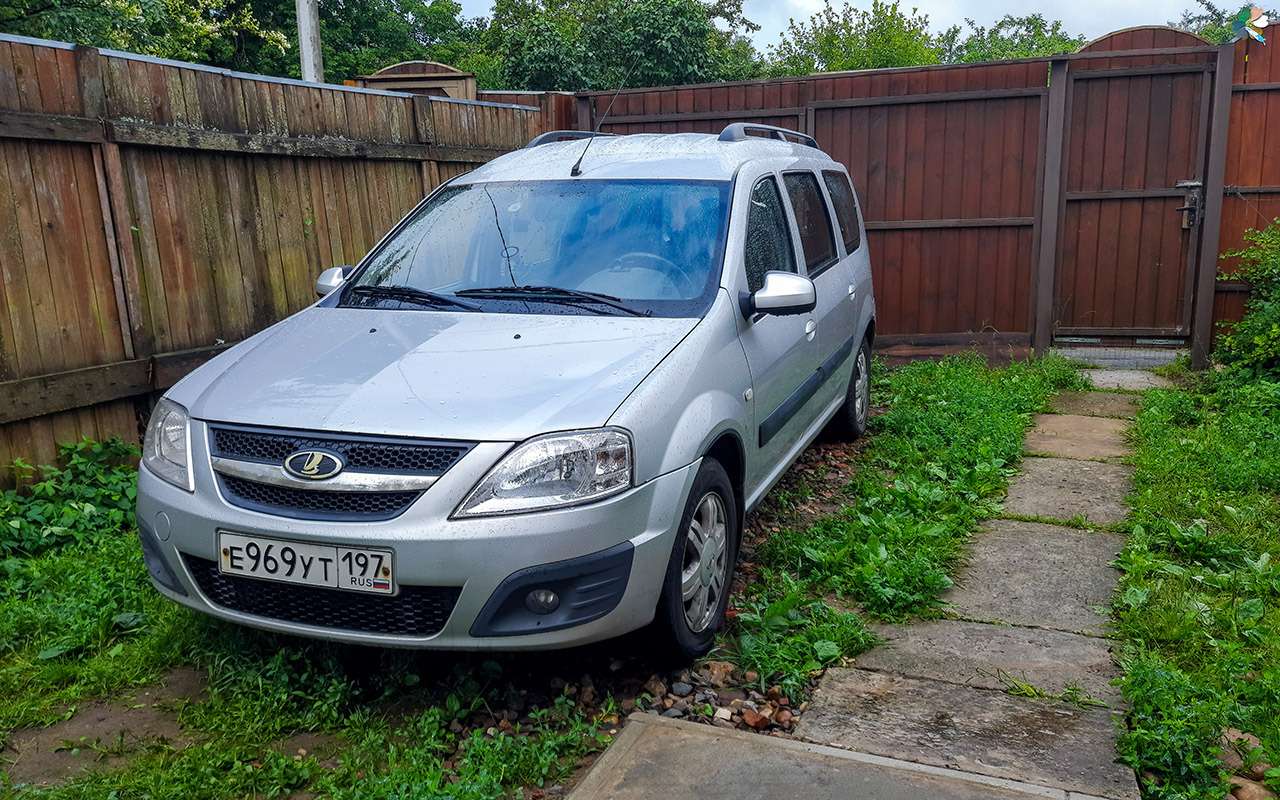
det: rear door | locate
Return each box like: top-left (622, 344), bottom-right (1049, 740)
top-left (822, 168), bottom-right (873, 346)
top-left (782, 170), bottom-right (857, 401)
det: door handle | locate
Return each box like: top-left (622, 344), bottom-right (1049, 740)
top-left (804, 320), bottom-right (817, 341)
top-left (847, 284), bottom-right (856, 302)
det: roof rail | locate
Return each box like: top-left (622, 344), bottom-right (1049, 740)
top-left (525, 130), bottom-right (616, 148)
top-left (718, 123), bottom-right (818, 149)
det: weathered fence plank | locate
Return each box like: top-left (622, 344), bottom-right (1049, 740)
top-left (0, 34), bottom-right (540, 479)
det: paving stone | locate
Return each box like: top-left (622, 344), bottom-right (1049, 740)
top-left (797, 670), bottom-right (1137, 800)
top-left (571, 713), bottom-right (1064, 800)
top-left (1004, 457), bottom-right (1132, 526)
top-left (859, 620), bottom-right (1122, 708)
top-left (1025, 414), bottom-right (1129, 460)
top-left (1049, 391), bottom-right (1139, 419)
top-left (1085, 369), bottom-right (1171, 391)
top-left (944, 520), bottom-right (1124, 637)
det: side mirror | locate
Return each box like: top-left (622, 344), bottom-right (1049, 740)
top-left (315, 265), bottom-right (354, 297)
top-left (742, 271), bottom-right (816, 317)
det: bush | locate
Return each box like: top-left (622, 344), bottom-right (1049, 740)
top-left (0, 438), bottom-right (139, 557)
top-left (1217, 219), bottom-right (1280, 380)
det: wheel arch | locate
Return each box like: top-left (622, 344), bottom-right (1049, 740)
top-left (702, 430), bottom-right (746, 552)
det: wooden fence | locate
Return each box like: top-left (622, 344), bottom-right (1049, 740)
top-left (0, 34), bottom-right (541, 475)
top-left (4, 26), bottom-right (1279, 474)
top-left (574, 26), bottom-right (1275, 366)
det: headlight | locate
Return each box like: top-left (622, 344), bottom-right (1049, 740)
top-left (143, 398), bottom-right (193, 491)
top-left (455, 428), bottom-right (632, 517)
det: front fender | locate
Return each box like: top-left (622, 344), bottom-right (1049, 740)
top-left (608, 291), bottom-right (751, 484)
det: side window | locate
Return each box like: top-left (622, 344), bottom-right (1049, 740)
top-left (744, 176), bottom-right (797, 293)
top-left (822, 170), bottom-right (862, 254)
top-left (783, 172), bottom-right (838, 275)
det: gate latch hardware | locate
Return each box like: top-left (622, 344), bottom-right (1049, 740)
top-left (1174, 179), bottom-right (1203, 230)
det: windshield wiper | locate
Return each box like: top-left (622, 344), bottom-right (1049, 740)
top-left (350, 284), bottom-right (479, 311)
top-left (456, 285), bottom-right (649, 317)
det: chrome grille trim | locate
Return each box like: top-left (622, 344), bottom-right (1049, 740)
top-left (210, 456), bottom-right (440, 492)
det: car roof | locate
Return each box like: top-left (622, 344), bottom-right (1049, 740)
top-left (461, 132), bottom-right (839, 183)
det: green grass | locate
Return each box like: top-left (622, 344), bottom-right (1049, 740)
top-left (730, 353), bottom-right (1087, 694)
top-left (1, 450), bottom-right (613, 796)
top-left (1113, 373), bottom-right (1280, 799)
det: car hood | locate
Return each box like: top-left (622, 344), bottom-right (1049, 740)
top-left (176, 307), bottom-right (698, 441)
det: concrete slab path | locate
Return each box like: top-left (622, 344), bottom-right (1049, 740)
top-left (573, 373), bottom-right (1154, 800)
top-left (944, 520), bottom-right (1125, 636)
top-left (1050, 391), bottom-right (1140, 419)
top-left (1085, 369), bottom-right (1172, 391)
top-left (798, 670), bottom-right (1135, 798)
top-left (856, 620), bottom-right (1123, 707)
top-left (570, 714), bottom-right (1090, 800)
top-left (1003, 457), bottom-right (1132, 526)
top-left (796, 378), bottom-right (1141, 798)
top-left (1024, 414), bottom-right (1130, 460)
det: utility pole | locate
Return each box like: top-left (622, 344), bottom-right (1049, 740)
top-left (295, 0), bottom-right (324, 83)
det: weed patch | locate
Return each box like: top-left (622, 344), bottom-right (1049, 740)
top-left (1114, 374), bottom-right (1280, 799)
top-left (730, 354), bottom-right (1085, 691)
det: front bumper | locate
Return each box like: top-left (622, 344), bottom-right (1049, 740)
top-left (137, 420), bottom-right (699, 649)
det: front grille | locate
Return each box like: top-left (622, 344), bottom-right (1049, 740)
top-left (209, 425), bottom-right (469, 474)
top-left (184, 555), bottom-right (460, 636)
top-left (207, 424), bottom-right (471, 521)
top-left (217, 475), bottom-right (420, 521)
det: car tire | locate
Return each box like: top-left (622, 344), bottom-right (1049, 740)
top-left (654, 457), bottom-right (739, 661)
top-left (832, 336), bottom-right (872, 440)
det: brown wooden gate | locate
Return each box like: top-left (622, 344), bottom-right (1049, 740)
top-left (1050, 30), bottom-right (1218, 341)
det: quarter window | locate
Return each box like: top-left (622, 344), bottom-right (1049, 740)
top-left (743, 176), bottom-right (797, 293)
top-left (783, 172), bottom-right (838, 275)
top-left (823, 170), bottom-right (862, 254)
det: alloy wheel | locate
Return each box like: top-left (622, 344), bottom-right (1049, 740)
top-left (680, 491), bottom-right (729, 633)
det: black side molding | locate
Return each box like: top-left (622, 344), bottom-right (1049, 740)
top-left (758, 335), bottom-right (857, 448)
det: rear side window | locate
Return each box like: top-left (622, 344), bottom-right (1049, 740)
top-left (823, 170), bottom-right (862, 253)
top-left (783, 172), bottom-right (838, 275)
top-left (744, 176), bottom-right (797, 293)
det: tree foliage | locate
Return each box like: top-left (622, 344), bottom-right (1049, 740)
top-left (935, 14), bottom-right (1085, 64)
top-left (767, 0), bottom-right (940, 76)
top-left (494, 0), bottom-right (761, 90)
top-left (0, 0), bottom-right (1085, 91)
top-left (0, 0), bottom-right (288, 66)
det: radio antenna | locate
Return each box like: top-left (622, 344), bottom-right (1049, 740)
top-left (570, 56), bottom-right (641, 177)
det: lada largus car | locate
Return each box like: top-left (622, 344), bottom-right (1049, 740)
top-left (136, 123), bottom-right (876, 659)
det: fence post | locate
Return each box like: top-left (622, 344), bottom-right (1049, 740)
top-left (575, 96), bottom-right (593, 131)
top-left (1032, 59), bottom-right (1069, 354)
top-left (1190, 44), bottom-right (1235, 370)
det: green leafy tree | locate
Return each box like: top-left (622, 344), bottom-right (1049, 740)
top-left (766, 0), bottom-right (942, 77)
top-left (936, 14), bottom-right (1085, 64)
top-left (499, 9), bottom-right (588, 90)
top-left (238, 0), bottom-right (471, 82)
top-left (0, 0), bottom-right (288, 66)
top-left (494, 0), bottom-right (762, 91)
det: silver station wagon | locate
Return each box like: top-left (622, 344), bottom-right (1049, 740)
top-left (136, 124), bottom-right (876, 658)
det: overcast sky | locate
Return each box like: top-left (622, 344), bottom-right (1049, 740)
top-left (456, 0), bottom-right (1199, 49)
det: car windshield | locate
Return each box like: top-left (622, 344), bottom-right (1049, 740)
top-left (342, 179), bottom-right (731, 317)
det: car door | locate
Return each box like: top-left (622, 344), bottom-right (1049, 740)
top-left (782, 170), bottom-right (856, 394)
top-left (736, 173), bottom-right (821, 484)
top-left (822, 168), bottom-right (873, 348)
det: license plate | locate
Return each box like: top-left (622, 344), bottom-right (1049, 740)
top-left (217, 532), bottom-right (395, 595)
